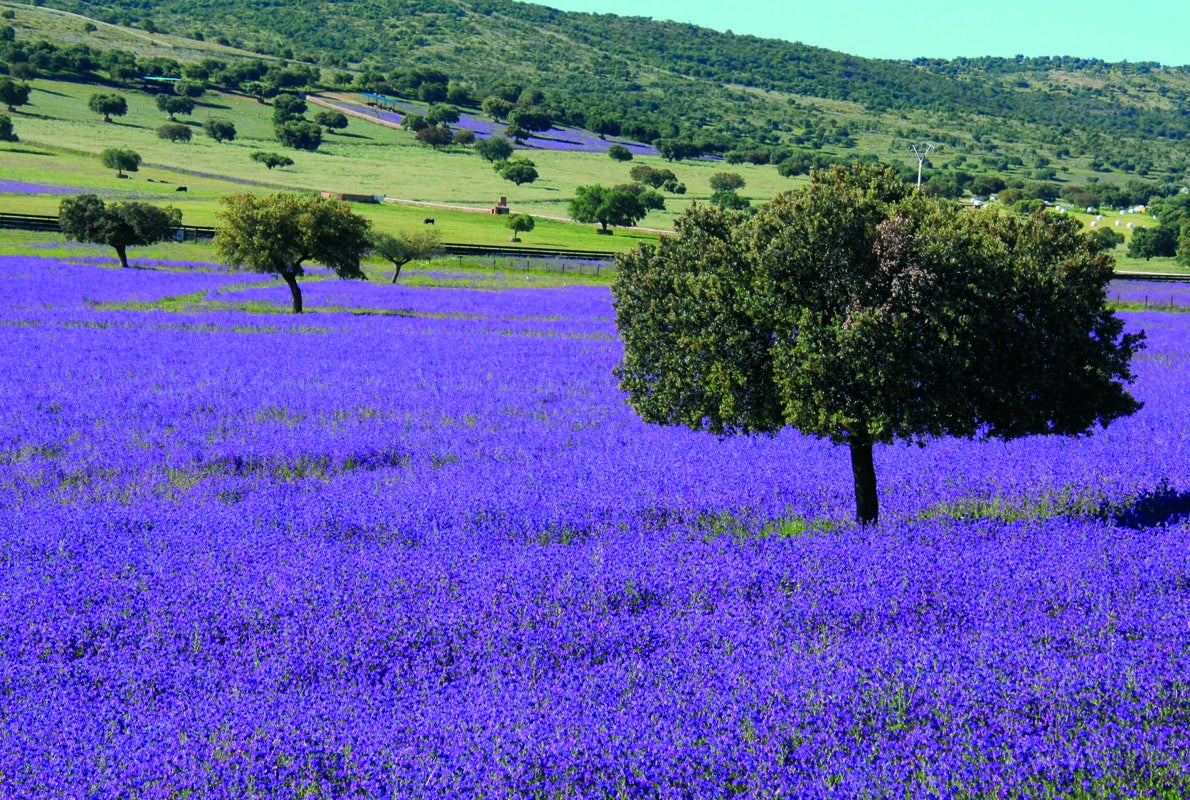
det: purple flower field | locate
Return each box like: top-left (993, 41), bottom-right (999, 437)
top-left (2, 254), bottom-right (1190, 797)
top-left (0, 179), bottom-right (84, 195)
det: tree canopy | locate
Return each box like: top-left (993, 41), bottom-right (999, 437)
top-left (611, 164), bottom-right (1144, 524)
top-left (100, 147), bottom-right (141, 177)
top-left (59, 194), bottom-right (181, 268)
top-left (568, 184), bottom-right (651, 233)
top-left (214, 192), bottom-right (372, 313)
top-left (88, 92), bottom-right (127, 123)
top-left (371, 229), bottom-right (440, 283)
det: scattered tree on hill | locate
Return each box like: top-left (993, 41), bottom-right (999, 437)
top-left (425, 103), bottom-right (460, 125)
top-left (204, 119), bottom-right (236, 142)
top-left (271, 93), bottom-right (307, 124)
top-left (100, 147), bottom-right (140, 177)
top-left (611, 164), bottom-right (1144, 525)
top-left (415, 124), bottom-right (454, 149)
top-left (0, 112), bottom-right (17, 142)
top-left (157, 122), bottom-right (192, 142)
top-left (59, 194), bottom-right (181, 268)
top-left (481, 96), bottom-right (514, 121)
top-left (275, 120), bottom-right (322, 151)
top-left (403, 114), bottom-right (429, 133)
top-left (1127, 226), bottom-right (1178, 260)
top-left (507, 213), bottom-right (535, 241)
top-left (629, 164), bottom-right (676, 188)
top-left (569, 184), bottom-right (651, 234)
top-left (314, 109), bottom-right (349, 133)
top-left (156, 94), bottom-right (195, 120)
top-left (452, 129), bottom-right (476, 146)
top-left (250, 151), bottom-right (294, 169)
top-left (708, 172), bottom-right (745, 192)
top-left (371, 229), bottom-right (440, 283)
top-left (608, 144), bottom-right (633, 162)
top-left (497, 158), bottom-right (538, 186)
top-left (215, 192), bottom-right (372, 313)
top-left (88, 93), bottom-right (127, 123)
top-left (504, 124), bottom-right (529, 143)
top-left (0, 77), bottom-right (30, 112)
top-left (508, 107), bottom-right (552, 134)
top-left (614, 183), bottom-right (666, 212)
top-left (475, 135), bottom-right (513, 163)
top-left (710, 189), bottom-right (750, 211)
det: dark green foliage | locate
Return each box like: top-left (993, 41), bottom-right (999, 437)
top-left (203, 118), bottom-right (236, 142)
top-left (155, 93), bottom-right (194, 120)
top-left (0, 112), bottom-right (16, 142)
top-left (250, 151), bottom-right (293, 169)
top-left (629, 165), bottom-right (675, 188)
top-left (156, 122), bottom-right (191, 141)
top-left (1127, 226), bottom-right (1178, 260)
top-left (415, 124), bottom-right (454, 149)
top-left (425, 102), bottom-right (459, 125)
top-left (607, 144), bottom-right (632, 161)
top-left (708, 172), bottom-right (745, 193)
top-left (271, 93), bottom-right (306, 124)
top-left (215, 192), bottom-right (372, 313)
top-left (612, 164), bottom-right (1144, 524)
top-left (88, 92), bottom-right (126, 122)
top-left (452, 128), bottom-right (475, 146)
top-left (59, 193), bottom-right (181, 268)
top-left (569, 184), bottom-right (651, 233)
top-left (710, 189), bottom-right (750, 211)
top-left (0, 76), bottom-right (30, 111)
top-left (274, 119), bottom-right (321, 151)
top-left (313, 109), bottom-right (349, 131)
top-left (496, 158), bottom-right (538, 186)
top-left (474, 135), bottom-right (513, 163)
top-left (100, 146), bottom-right (139, 176)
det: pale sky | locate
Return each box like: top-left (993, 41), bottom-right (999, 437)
top-left (528, 0), bottom-right (1190, 67)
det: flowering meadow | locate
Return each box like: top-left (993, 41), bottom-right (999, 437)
top-left (2, 253), bottom-right (1190, 798)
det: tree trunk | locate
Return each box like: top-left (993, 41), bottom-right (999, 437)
top-left (849, 435), bottom-right (878, 525)
top-left (390, 262), bottom-right (405, 284)
top-left (281, 272), bottom-right (303, 313)
top-left (114, 244), bottom-right (129, 268)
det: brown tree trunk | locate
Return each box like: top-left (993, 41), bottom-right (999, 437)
top-left (390, 262), bottom-right (404, 283)
top-left (849, 434), bottom-right (878, 525)
top-left (114, 244), bottom-right (129, 268)
top-left (281, 272), bottom-right (303, 313)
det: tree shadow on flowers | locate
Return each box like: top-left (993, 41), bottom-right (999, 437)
top-left (1103, 479), bottom-right (1190, 529)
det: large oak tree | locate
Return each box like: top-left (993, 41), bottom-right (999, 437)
top-left (612, 164), bottom-right (1144, 524)
top-left (215, 193), bottom-right (372, 313)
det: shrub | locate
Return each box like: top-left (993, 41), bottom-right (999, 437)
top-left (157, 123), bottom-right (192, 142)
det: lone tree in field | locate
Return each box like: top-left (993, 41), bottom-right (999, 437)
top-left (612, 164), bottom-right (1145, 525)
top-left (0, 76), bottom-right (30, 112)
top-left (250, 151), bottom-right (294, 169)
top-left (0, 112), bottom-right (17, 142)
top-left (204, 119), bottom-right (236, 142)
top-left (475, 135), bottom-right (513, 163)
top-left (371, 229), bottom-right (440, 283)
top-left (215, 193), bottom-right (372, 313)
top-left (59, 194), bottom-right (181, 268)
top-left (88, 92), bottom-right (127, 123)
top-left (569, 184), bottom-right (650, 234)
top-left (100, 147), bottom-right (141, 177)
top-left (506, 213), bottom-right (535, 241)
top-left (155, 93), bottom-right (194, 121)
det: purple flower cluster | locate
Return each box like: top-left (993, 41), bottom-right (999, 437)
top-left (348, 93), bottom-right (659, 155)
top-left (1111, 279), bottom-right (1190, 310)
top-left (0, 179), bottom-right (84, 195)
top-left (2, 255), bottom-right (1189, 797)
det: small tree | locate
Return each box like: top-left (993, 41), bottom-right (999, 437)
top-left (569, 184), bottom-right (648, 234)
top-left (507, 213), bottom-right (535, 241)
top-left (155, 94), bottom-right (195, 121)
top-left (710, 189), bottom-right (750, 211)
top-left (275, 120), bottom-right (322, 151)
top-left (157, 122), bottom-right (192, 142)
top-left (415, 124), bottom-right (454, 149)
top-left (452, 129), bottom-right (476, 146)
top-left (59, 194), bottom-right (181, 268)
top-left (0, 76), bottom-right (30, 112)
top-left (88, 93), bottom-right (127, 123)
top-left (708, 172), bottom-right (746, 192)
top-left (204, 119), bottom-right (237, 142)
top-left (314, 109), bottom-right (349, 133)
top-left (425, 103), bottom-right (460, 125)
top-left (371, 229), bottom-right (440, 283)
top-left (271, 93), bottom-right (307, 124)
top-left (216, 193), bottom-right (372, 313)
top-left (101, 147), bottom-right (141, 177)
top-left (475, 135), bottom-right (513, 163)
top-left (612, 164), bottom-right (1145, 525)
top-left (250, 151), bottom-right (294, 169)
top-left (608, 144), bottom-right (633, 162)
top-left (497, 158), bottom-right (538, 186)
top-left (0, 112), bottom-right (17, 143)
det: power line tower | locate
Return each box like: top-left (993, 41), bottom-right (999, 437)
top-left (911, 142), bottom-right (935, 189)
